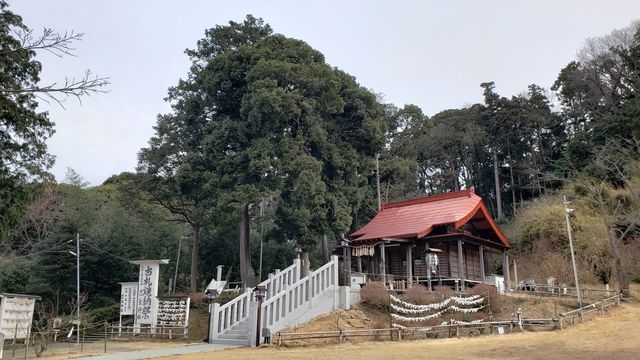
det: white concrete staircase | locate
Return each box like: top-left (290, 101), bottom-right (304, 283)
top-left (209, 256), bottom-right (341, 346)
top-left (211, 318), bottom-right (252, 346)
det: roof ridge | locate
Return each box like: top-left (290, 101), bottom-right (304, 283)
top-left (382, 188), bottom-right (476, 209)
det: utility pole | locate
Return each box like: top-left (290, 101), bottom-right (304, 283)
top-left (563, 195), bottom-right (582, 309)
top-left (75, 233), bottom-right (80, 345)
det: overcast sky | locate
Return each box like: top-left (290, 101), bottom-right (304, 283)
top-left (13, 0), bottom-right (640, 186)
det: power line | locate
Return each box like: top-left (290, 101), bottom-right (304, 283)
top-left (80, 240), bottom-right (132, 263)
top-left (3, 239), bottom-right (133, 263)
top-left (1, 244), bottom-right (70, 259)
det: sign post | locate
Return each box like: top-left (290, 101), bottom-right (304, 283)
top-left (118, 282), bottom-right (138, 334)
top-left (0, 294), bottom-right (40, 344)
top-left (130, 260), bottom-right (169, 333)
top-left (156, 297), bottom-right (191, 338)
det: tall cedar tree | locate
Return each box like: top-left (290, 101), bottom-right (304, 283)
top-left (139, 16), bottom-right (385, 288)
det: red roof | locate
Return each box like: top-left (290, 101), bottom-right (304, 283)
top-left (349, 189), bottom-right (510, 248)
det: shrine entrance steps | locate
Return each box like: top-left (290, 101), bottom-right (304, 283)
top-left (209, 255), bottom-right (344, 346)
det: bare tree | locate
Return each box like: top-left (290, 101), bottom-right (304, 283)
top-left (577, 21), bottom-right (640, 112)
top-left (0, 27), bottom-right (110, 108)
top-left (31, 301), bottom-right (56, 358)
top-left (6, 185), bottom-right (63, 255)
top-left (565, 138), bottom-right (640, 294)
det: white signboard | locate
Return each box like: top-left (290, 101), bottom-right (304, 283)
top-left (135, 263), bottom-right (159, 325)
top-left (119, 282), bottom-right (138, 316)
top-left (0, 295), bottom-right (37, 340)
top-left (205, 280), bottom-right (226, 294)
top-left (156, 297), bottom-right (190, 328)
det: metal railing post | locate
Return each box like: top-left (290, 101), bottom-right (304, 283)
top-left (104, 321), bottom-right (108, 353)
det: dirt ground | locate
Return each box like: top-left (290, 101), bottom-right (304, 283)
top-left (275, 292), bottom-right (577, 347)
top-left (162, 302), bottom-right (640, 360)
top-left (17, 340), bottom-right (194, 360)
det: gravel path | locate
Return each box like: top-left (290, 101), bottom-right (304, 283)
top-left (75, 343), bottom-right (234, 360)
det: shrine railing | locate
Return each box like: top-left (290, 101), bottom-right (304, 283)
top-left (210, 287), bottom-right (252, 339)
top-left (258, 259), bottom-right (301, 300)
top-left (260, 255), bottom-right (339, 334)
top-left (209, 258), bottom-right (301, 341)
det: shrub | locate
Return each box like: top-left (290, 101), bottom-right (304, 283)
top-left (432, 285), bottom-right (454, 298)
top-left (404, 285), bottom-right (435, 304)
top-left (88, 303), bottom-right (119, 324)
top-left (469, 283), bottom-right (502, 314)
top-left (360, 282), bottom-right (389, 309)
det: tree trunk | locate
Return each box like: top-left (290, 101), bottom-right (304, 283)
top-left (536, 124), bottom-right (546, 193)
top-left (508, 149), bottom-right (517, 217)
top-left (239, 203), bottom-right (256, 287)
top-left (596, 189), bottom-right (630, 295)
top-left (321, 234), bottom-right (329, 263)
top-left (517, 172), bottom-right (524, 210)
top-left (453, 166), bottom-right (460, 191)
top-left (493, 149), bottom-right (503, 220)
top-left (301, 252), bottom-right (311, 276)
top-left (190, 225), bottom-right (200, 292)
top-left (606, 228), bottom-right (629, 295)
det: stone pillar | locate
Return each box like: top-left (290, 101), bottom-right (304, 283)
top-left (209, 303), bottom-right (220, 343)
top-left (293, 258), bottom-right (302, 283)
top-left (332, 255), bottom-right (340, 310)
top-left (248, 299), bottom-right (259, 347)
top-left (216, 265), bottom-right (223, 282)
top-left (502, 250), bottom-right (511, 292)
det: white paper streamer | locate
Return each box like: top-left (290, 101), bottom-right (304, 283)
top-left (391, 310), bottom-right (446, 322)
top-left (390, 294), bottom-right (486, 327)
top-left (390, 295), bottom-right (452, 311)
top-left (393, 323), bottom-right (434, 332)
top-left (449, 305), bottom-right (485, 313)
top-left (447, 319), bottom-right (485, 325)
top-left (390, 302), bottom-right (446, 314)
top-left (451, 295), bottom-right (484, 306)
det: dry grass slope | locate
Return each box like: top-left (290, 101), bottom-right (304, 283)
top-left (164, 302), bottom-right (640, 360)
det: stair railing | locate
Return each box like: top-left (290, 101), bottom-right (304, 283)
top-left (258, 259), bottom-right (301, 300)
top-left (209, 258), bottom-right (301, 341)
top-left (260, 255), bottom-right (338, 333)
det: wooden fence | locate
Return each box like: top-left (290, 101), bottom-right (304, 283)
top-left (509, 283), bottom-right (616, 301)
top-left (275, 293), bottom-right (622, 346)
top-left (557, 294), bottom-right (621, 328)
top-left (109, 324), bottom-right (188, 339)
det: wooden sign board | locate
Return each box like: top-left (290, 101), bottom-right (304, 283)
top-left (119, 282), bottom-right (138, 316)
top-left (156, 297), bottom-right (190, 328)
top-left (0, 294), bottom-right (39, 340)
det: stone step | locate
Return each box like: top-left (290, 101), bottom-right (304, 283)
top-left (230, 325), bottom-right (251, 331)
top-left (224, 329), bottom-right (251, 336)
top-left (211, 338), bottom-right (250, 346)
top-left (218, 331), bottom-right (249, 339)
top-left (218, 334), bottom-right (249, 342)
